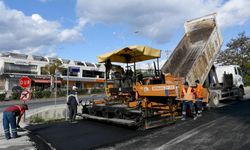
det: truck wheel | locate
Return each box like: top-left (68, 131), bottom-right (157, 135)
top-left (237, 87), bottom-right (244, 101)
top-left (209, 93), bottom-right (220, 108)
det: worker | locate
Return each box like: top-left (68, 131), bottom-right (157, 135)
top-left (67, 86), bottom-right (79, 123)
top-left (195, 80), bottom-right (203, 117)
top-left (2, 103), bottom-right (28, 139)
top-left (181, 82), bottom-right (197, 120)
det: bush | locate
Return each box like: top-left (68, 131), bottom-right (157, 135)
top-left (11, 92), bottom-right (20, 100)
top-left (77, 89), bottom-right (88, 95)
top-left (32, 91), bottom-right (43, 99)
top-left (91, 88), bottom-right (105, 94)
top-left (0, 93), bottom-right (6, 101)
top-left (57, 90), bottom-right (67, 97)
top-left (43, 91), bottom-right (51, 98)
top-left (244, 75), bottom-right (250, 86)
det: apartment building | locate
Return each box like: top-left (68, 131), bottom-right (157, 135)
top-left (0, 52), bottom-right (105, 95)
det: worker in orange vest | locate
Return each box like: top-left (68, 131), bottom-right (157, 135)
top-left (181, 82), bottom-right (197, 120)
top-left (195, 80), bottom-right (203, 117)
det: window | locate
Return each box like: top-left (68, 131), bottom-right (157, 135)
top-left (33, 55), bottom-right (48, 62)
top-left (10, 53), bottom-right (28, 59)
top-left (95, 64), bottom-right (101, 68)
top-left (82, 70), bottom-right (104, 78)
top-left (62, 59), bottom-right (70, 64)
top-left (60, 68), bottom-right (68, 76)
top-left (85, 62), bottom-right (95, 67)
top-left (234, 67), bottom-right (238, 75)
top-left (75, 61), bottom-right (85, 66)
top-left (48, 57), bottom-right (60, 63)
top-left (237, 67), bottom-right (242, 76)
top-left (4, 63), bottom-right (37, 74)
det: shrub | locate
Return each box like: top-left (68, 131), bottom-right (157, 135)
top-left (11, 92), bottom-right (20, 100)
top-left (0, 93), bottom-right (6, 101)
top-left (77, 89), bottom-right (88, 95)
top-left (43, 91), bottom-right (51, 98)
top-left (91, 88), bottom-right (105, 94)
top-left (32, 91), bottom-right (43, 99)
top-left (57, 90), bottom-right (67, 97)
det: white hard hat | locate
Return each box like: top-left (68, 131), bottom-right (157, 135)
top-left (72, 86), bottom-right (77, 90)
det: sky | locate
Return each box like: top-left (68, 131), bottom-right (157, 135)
top-left (1, 0), bottom-right (250, 65)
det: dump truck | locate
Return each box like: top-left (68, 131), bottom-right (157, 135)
top-left (161, 13), bottom-right (244, 107)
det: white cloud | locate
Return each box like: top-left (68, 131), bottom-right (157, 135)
top-left (76, 0), bottom-right (250, 43)
top-left (0, 1), bottom-right (83, 54)
top-left (217, 0), bottom-right (250, 27)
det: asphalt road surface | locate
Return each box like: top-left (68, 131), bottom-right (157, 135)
top-left (27, 90), bottom-right (250, 150)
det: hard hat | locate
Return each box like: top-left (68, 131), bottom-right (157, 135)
top-left (72, 86), bottom-right (78, 90)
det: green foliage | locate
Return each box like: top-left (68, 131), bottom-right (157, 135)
top-left (91, 88), bottom-right (105, 94)
top-left (32, 91), bottom-right (43, 99)
top-left (0, 93), bottom-right (6, 101)
top-left (77, 89), bottom-right (88, 95)
top-left (57, 90), bottom-right (67, 97)
top-left (31, 90), bottom-right (51, 99)
top-left (43, 91), bottom-right (52, 98)
top-left (11, 92), bottom-right (20, 100)
top-left (41, 60), bottom-right (63, 75)
top-left (216, 32), bottom-right (250, 86)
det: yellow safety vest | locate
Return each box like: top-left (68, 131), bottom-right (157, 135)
top-left (196, 83), bottom-right (203, 99)
top-left (183, 87), bottom-right (195, 101)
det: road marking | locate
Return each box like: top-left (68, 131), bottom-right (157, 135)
top-left (155, 116), bottom-right (227, 150)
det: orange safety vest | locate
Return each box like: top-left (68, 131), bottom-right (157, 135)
top-left (196, 83), bottom-right (203, 99)
top-left (183, 87), bottom-right (195, 101)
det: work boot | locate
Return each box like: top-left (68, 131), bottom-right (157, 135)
top-left (13, 135), bottom-right (21, 139)
top-left (197, 113), bottom-right (202, 117)
top-left (71, 121), bottom-right (78, 124)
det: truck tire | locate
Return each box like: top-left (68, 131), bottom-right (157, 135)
top-left (237, 87), bottom-right (244, 101)
top-left (209, 92), bottom-right (220, 108)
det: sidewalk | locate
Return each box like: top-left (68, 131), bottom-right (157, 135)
top-left (0, 112), bottom-right (35, 150)
top-left (0, 93), bottom-right (105, 107)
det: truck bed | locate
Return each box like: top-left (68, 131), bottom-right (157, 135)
top-left (161, 14), bottom-right (223, 86)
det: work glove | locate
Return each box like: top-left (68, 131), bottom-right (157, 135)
top-left (16, 124), bottom-right (21, 128)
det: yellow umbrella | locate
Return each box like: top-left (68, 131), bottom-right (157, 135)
top-left (97, 45), bottom-right (161, 63)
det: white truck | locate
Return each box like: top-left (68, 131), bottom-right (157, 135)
top-left (208, 65), bottom-right (245, 107)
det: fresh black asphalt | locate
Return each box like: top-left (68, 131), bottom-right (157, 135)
top-left (26, 94), bottom-right (250, 150)
top-left (26, 120), bottom-right (150, 150)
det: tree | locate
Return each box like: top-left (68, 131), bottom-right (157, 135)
top-left (216, 32), bottom-right (250, 85)
top-left (41, 60), bottom-right (63, 91)
top-left (41, 60), bottom-right (63, 75)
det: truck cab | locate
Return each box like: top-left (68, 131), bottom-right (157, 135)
top-left (208, 65), bottom-right (245, 107)
top-left (215, 65), bottom-right (244, 88)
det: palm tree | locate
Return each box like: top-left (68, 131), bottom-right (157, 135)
top-left (41, 60), bottom-right (63, 91)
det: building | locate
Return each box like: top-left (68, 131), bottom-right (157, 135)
top-left (0, 52), bottom-right (105, 96)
